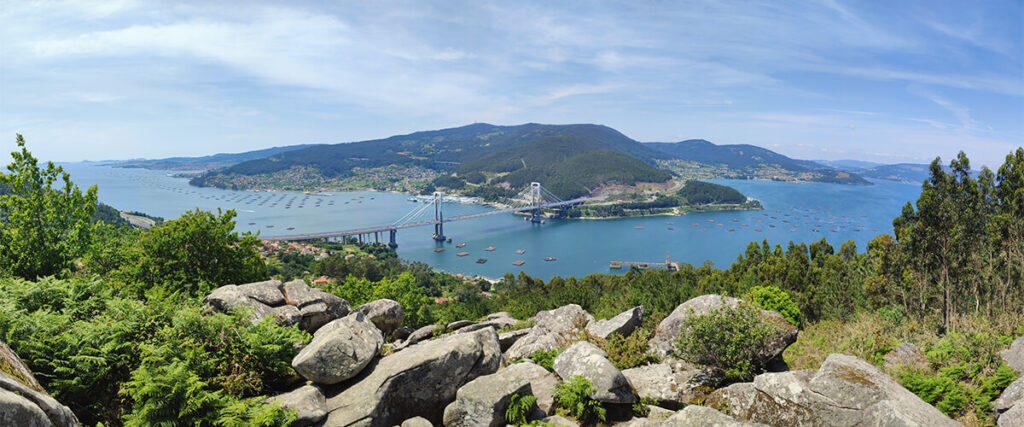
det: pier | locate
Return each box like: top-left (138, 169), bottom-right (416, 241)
top-left (609, 254), bottom-right (679, 271)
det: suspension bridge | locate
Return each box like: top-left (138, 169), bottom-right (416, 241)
top-left (261, 182), bottom-right (586, 247)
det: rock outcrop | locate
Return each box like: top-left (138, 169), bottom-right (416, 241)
top-left (587, 306), bottom-right (643, 339)
top-left (266, 385), bottom-right (327, 427)
top-left (442, 362), bottom-right (549, 427)
top-left (1002, 336), bottom-right (1024, 375)
top-left (323, 328), bottom-right (502, 426)
top-left (995, 376), bottom-right (1024, 426)
top-left (291, 312), bottom-right (383, 384)
top-left (706, 353), bottom-right (958, 426)
top-left (621, 361), bottom-right (719, 408)
top-left (663, 405), bottom-right (761, 426)
top-left (0, 340), bottom-right (79, 426)
top-left (552, 341), bottom-right (636, 404)
top-left (882, 343), bottom-right (928, 370)
top-left (204, 279), bottom-right (349, 333)
top-left (355, 299), bottom-right (406, 337)
top-left (505, 304), bottom-right (594, 361)
top-left (651, 295), bottom-right (797, 359)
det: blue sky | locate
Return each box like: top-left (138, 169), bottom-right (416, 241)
top-left (1, 1), bottom-right (1021, 168)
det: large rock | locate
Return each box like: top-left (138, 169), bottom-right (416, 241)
top-left (505, 304), bottom-right (594, 361)
top-left (552, 341), bottom-right (636, 404)
top-left (651, 295), bottom-right (797, 359)
top-left (663, 405), bottom-right (761, 426)
top-left (1002, 336), bottom-right (1024, 375)
top-left (0, 344), bottom-right (79, 426)
top-left (530, 372), bottom-right (559, 416)
top-left (882, 343), bottom-right (928, 371)
top-left (205, 279), bottom-right (349, 332)
top-left (266, 385), bottom-right (327, 427)
top-left (408, 325), bottom-right (440, 345)
top-left (442, 362), bottom-right (549, 427)
top-left (292, 312), bottom-right (383, 384)
top-left (621, 362), bottom-right (719, 408)
top-left (238, 279), bottom-right (286, 306)
top-left (995, 377), bottom-right (1024, 426)
top-left (204, 284), bottom-right (276, 323)
top-left (706, 353), bottom-right (958, 426)
top-left (587, 306), bottom-right (643, 340)
top-left (324, 328), bottom-right (502, 426)
top-left (498, 329), bottom-right (530, 352)
top-left (284, 279), bottom-right (351, 332)
top-left (485, 312), bottom-right (517, 329)
top-left (401, 417), bottom-right (434, 427)
top-left (355, 299), bottom-right (406, 337)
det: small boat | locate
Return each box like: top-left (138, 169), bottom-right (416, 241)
top-left (634, 226), bottom-right (644, 229)
top-left (434, 248), bottom-right (445, 253)
top-left (727, 228), bottom-right (735, 231)
top-left (754, 228), bottom-right (762, 232)
top-left (266, 225), bottom-right (274, 228)
top-left (512, 260), bottom-right (525, 266)
top-left (476, 258), bottom-right (487, 264)
top-left (456, 243), bottom-right (466, 248)
top-left (287, 227), bottom-right (295, 230)
top-left (248, 222), bottom-right (256, 225)
top-left (516, 249), bottom-right (525, 255)
top-left (667, 227), bottom-right (674, 230)
top-left (544, 257), bottom-right (556, 262)
top-left (457, 252), bottom-right (469, 257)
top-left (485, 246), bottom-right (495, 251)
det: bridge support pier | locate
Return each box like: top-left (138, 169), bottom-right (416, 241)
top-left (432, 191), bottom-right (446, 241)
top-left (388, 229), bottom-right (398, 249)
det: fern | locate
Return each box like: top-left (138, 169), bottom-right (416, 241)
top-left (553, 375), bottom-right (606, 422)
top-left (505, 393), bottom-right (537, 425)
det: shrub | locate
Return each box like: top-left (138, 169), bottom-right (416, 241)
top-left (675, 304), bottom-right (782, 382)
top-left (554, 375), bottom-right (606, 422)
top-left (530, 348), bottom-right (565, 372)
top-left (586, 326), bottom-right (660, 370)
top-left (748, 285), bottom-right (801, 327)
top-left (505, 393), bottom-right (537, 425)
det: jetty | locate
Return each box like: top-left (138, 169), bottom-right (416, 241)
top-left (609, 254), bottom-right (679, 271)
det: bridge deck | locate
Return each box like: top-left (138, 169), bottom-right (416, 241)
top-left (261, 198), bottom-right (588, 241)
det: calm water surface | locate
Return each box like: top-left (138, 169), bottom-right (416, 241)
top-left (63, 163), bottom-right (922, 280)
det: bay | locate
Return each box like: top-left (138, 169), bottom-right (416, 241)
top-left (61, 163), bottom-right (922, 280)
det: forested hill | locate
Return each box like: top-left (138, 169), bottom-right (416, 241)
top-left (646, 139), bottom-right (823, 171)
top-left (109, 144), bottom-right (318, 171)
top-left (646, 139), bottom-right (872, 185)
top-left (190, 123), bottom-right (675, 197)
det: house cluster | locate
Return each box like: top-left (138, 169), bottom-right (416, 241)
top-left (260, 240), bottom-right (330, 259)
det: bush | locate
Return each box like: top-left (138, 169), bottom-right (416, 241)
top-left (748, 285), bottom-right (801, 327)
top-left (530, 348), bottom-right (565, 372)
top-left (113, 209), bottom-right (267, 297)
top-left (554, 375), bottom-right (606, 422)
top-left (675, 304), bottom-right (782, 382)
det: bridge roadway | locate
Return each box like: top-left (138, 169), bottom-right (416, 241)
top-left (260, 198), bottom-right (588, 241)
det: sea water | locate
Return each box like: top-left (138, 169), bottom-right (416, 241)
top-left (61, 163), bottom-right (923, 280)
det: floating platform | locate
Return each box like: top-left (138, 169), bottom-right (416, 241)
top-left (457, 252), bottom-right (469, 257)
top-left (456, 243), bottom-right (466, 248)
top-left (434, 248), bottom-right (445, 253)
top-left (485, 246), bottom-right (495, 251)
top-left (634, 226), bottom-right (644, 229)
top-left (544, 257), bottom-right (556, 262)
top-left (476, 258), bottom-right (487, 264)
top-left (516, 249), bottom-right (525, 255)
top-left (513, 260), bottom-right (525, 266)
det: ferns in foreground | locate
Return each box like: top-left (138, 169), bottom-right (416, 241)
top-left (505, 393), bottom-right (538, 425)
top-left (553, 375), bottom-right (606, 422)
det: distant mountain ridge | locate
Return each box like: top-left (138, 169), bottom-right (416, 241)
top-left (110, 144), bottom-right (318, 171)
top-left (646, 140), bottom-right (825, 171)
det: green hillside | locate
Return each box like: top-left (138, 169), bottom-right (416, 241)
top-left (191, 123), bottom-right (674, 197)
top-left (646, 139), bottom-right (872, 185)
top-left (678, 180), bottom-right (747, 205)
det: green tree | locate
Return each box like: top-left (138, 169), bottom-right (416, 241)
top-left (115, 209), bottom-right (267, 297)
top-left (0, 134), bottom-right (98, 279)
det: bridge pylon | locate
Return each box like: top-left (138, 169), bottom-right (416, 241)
top-left (432, 191), bottom-right (446, 241)
top-left (529, 182), bottom-right (543, 223)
